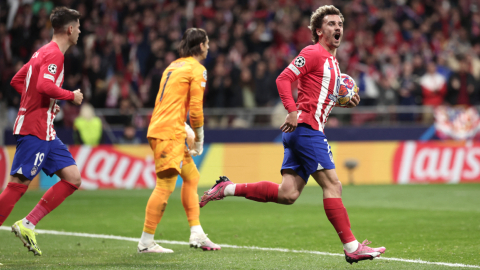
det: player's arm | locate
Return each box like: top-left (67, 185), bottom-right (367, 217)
top-left (276, 50), bottom-right (315, 132)
top-left (188, 66), bottom-right (207, 156)
top-left (10, 64), bottom-right (29, 94)
top-left (36, 51), bottom-right (75, 101)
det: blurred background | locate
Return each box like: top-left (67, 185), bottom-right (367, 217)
top-left (0, 0), bottom-right (480, 189)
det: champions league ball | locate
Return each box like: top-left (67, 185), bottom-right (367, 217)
top-left (185, 124), bottom-right (196, 150)
top-left (337, 74), bottom-right (359, 107)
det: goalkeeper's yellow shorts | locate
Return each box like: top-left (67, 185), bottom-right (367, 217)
top-left (148, 138), bottom-right (193, 174)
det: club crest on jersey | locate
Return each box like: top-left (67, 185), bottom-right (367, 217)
top-left (48, 64), bottom-right (57, 74)
top-left (294, 56), bottom-right (305, 68)
top-left (31, 165), bottom-right (38, 176)
top-left (203, 70), bottom-right (207, 80)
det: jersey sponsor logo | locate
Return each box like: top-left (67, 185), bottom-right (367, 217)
top-left (32, 52), bottom-right (39, 58)
top-left (294, 56), bottom-right (305, 68)
top-left (288, 64), bottom-right (301, 75)
top-left (203, 70), bottom-right (207, 80)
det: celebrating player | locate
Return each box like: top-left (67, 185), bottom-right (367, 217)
top-left (199, 5), bottom-right (386, 264)
top-left (137, 28), bottom-right (220, 253)
top-left (0, 7), bottom-right (83, 256)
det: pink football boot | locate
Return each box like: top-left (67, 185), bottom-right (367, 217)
top-left (199, 176), bottom-right (233, 208)
top-left (344, 239), bottom-right (386, 264)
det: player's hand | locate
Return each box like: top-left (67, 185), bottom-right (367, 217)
top-left (73, 89), bottom-right (83, 105)
top-left (188, 140), bottom-right (204, 156)
top-left (54, 104), bottom-right (60, 114)
top-left (346, 93), bottom-right (360, 108)
top-left (280, 111), bottom-right (298, 133)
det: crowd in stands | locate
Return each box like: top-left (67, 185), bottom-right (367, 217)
top-left (1, 0), bottom-right (480, 130)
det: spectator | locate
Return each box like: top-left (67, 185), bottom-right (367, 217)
top-left (2, 0), bottom-right (480, 128)
top-left (73, 103), bottom-right (103, 146)
top-left (3, 60), bottom-right (23, 128)
top-left (397, 62), bottom-right (420, 121)
top-left (420, 61), bottom-right (447, 123)
top-left (118, 124), bottom-right (141, 144)
top-left (445, 56), bottom-right (478, 106)
top-left (420, 61), bottom-right (447, 106)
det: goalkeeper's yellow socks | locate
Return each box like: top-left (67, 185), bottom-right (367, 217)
top-left (180, 161), bottom-right (201, 226)
top-left (143, 172), bottom-right (176, 234)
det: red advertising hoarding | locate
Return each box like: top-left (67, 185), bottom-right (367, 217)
top-left (393, 141), bottom-right (480, 184)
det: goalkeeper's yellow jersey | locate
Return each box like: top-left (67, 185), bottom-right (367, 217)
top-left (147, 57), bottom-right (206, 140)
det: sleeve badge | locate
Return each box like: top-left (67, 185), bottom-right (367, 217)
top-left (48, 64), bottom-right (57, 74)
top-left (294, 56), bottom-right (305, 68)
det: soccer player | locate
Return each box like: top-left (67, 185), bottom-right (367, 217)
top-left (137, 28), bottom-right (220, 253)
top-left (0, 7), bottom-right (83, 256)
top-left (199, 5), bottom-right (386, 264)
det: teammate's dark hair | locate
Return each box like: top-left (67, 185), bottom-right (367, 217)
top-left (50, 7), bottom-right (81, 33)
top-left (309, 5), bottom-right (344, 44)
top-left (178, 28), bottom-right (208, 58)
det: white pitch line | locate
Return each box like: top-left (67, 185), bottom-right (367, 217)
top-left (1, 226), bottom-right (479, 269)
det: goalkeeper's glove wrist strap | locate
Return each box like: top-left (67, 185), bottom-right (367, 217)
top-left (194, 126), bottom-right (204, 142)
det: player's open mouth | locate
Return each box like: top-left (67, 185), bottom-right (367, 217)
top-left (334, 33), bottom-right (341, 40)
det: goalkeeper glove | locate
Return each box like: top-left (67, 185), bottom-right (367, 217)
top-left (188, 126), bottom-right (204, 156)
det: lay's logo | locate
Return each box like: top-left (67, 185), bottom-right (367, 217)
top-left (393, 141), bottom-right (480, 184)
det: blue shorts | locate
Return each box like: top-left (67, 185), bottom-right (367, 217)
top-left (10, 135), bottom-right (76, 180)
top-left (281, 124), bottom-right (335, 182)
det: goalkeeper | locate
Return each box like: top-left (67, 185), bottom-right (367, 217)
top-left (137, 28), bottom-right (220, 253)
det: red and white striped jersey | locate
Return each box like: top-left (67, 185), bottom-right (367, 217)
top-left (10, 42), bottom-right (74, 141)
top-left (276, 43), bottom-right (341, 133)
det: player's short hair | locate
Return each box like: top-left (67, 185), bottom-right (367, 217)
top-left (309, 5), bottom-right (344, 44)
top-left (50, 7), bottom-right (81, 33)
top-left (178, 28), bottom-right (208, 58)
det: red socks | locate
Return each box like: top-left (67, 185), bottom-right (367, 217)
top-left (26, 180), bottom-right (78, 225)
top-left (234, 181), bottom-right (279, 203)
top-left (25, 204), bottom-right (49, 225)
top-left (324, 198), bottom-right (356, 243)
top-left (0, 182), bottom-right (28, 226)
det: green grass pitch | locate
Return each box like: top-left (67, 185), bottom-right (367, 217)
top-left (1, 184), bottom-right (479, 269)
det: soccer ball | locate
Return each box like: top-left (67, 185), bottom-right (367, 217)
top-left (185, 124), bottom-right (195, 150)
top-left (337, 74), bottom-right (359, 107)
